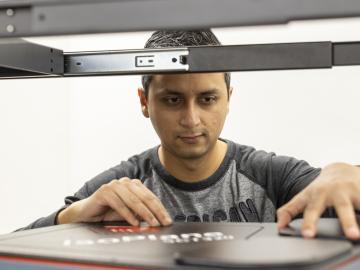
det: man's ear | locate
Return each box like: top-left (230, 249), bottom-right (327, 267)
top-left (138, 88), bottom-right (149, 118)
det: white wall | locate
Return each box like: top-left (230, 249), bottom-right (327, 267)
top-left (1, 18), bottom-right (359, 234)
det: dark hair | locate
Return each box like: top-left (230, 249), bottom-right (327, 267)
top-left (141, 30), bottom-right (231, 97)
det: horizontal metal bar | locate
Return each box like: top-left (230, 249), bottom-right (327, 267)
top-left (333, 42), bottom-right (360, 66)
top-left (2, 40), bottom-right (360, 79)
top-left (62, 42), bottom-right (332, 77)
top-left (0, 38), bottom-right (63, 78)
top-left (64, 48), bottom-right (189, 76)
top-left (1, 0), bottom-right (360, 37)
top-left (188, 42), bottom-right (332, 72)
top-left (63, 41), bottom-right (360, 75)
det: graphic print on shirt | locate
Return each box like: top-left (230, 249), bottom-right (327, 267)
top-left (173, 199), bottom-right (260, 222)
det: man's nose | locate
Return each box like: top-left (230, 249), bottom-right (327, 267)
top-left (179, 102), bottom-right (201, 128)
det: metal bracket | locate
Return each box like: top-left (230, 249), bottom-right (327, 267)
top-left (0, 38), bottom-right (63, 78)
top-left (64, 48), bottom-right (189, 76)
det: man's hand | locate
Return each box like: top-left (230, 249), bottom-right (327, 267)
top-left (277, 163), bottom-right (360, 240)
top-left (57, 177), bottom-right (172, 227)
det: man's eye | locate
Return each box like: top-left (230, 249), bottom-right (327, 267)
top-left (163, 96), bottom-right (181, 105)
top-left (200, 96), bottom-right (217, 104)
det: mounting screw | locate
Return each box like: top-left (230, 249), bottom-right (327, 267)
top-left (6, 24), bottom-right (15, 33)
top-left (180, 55), bottom-right (187, 64)
top-left (6, 9), bottom-right (15, 17)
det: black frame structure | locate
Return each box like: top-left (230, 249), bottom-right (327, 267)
top-left (1, 40), bottom-right (360, 79)
top-left (0, 39), bottom-right (63, 78)
top-left (0, 0), bottom-right (360, 78)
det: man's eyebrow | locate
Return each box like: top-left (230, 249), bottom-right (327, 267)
top-left (199, 89), bottom-right (221, 95)
top-left (156, 88), bottom-right (221, 95)
top-left (156, 88), bottom-right (182, 95)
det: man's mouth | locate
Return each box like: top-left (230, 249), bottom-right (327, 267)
top-left (178, 133), bottom-right (204, 144)
top-left (180, 133), bottom-right (202, 139)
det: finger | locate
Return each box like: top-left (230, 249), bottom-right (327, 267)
top-left (301, 196), bottom-right (326, 238)
top-left (103, 209), bottom-right (125, 221)
top-left (104, 190), bottom-right (139, 226)
top-left (353, 198), bottom-right (360, 211)
top-left (334, 197), bottom-right (360, 240)
top-left (129, 180), bottom-right (172, 226)
top-left (277, 193), bottom-right (307, 229)
top-left (115, 184), bottom-right (161, 227)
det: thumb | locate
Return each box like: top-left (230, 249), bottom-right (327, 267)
top-left (277, 192), bottom-right (307, 229)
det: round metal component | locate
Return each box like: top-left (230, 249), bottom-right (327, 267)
top-left (6, 9), bottom-right (15, 17)
top-left (6, 24), bottom-right (15, 33)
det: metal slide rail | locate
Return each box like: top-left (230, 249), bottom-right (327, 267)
top-left (1, 39), bottom-right (360, 79)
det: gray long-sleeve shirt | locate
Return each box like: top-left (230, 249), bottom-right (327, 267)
top-left (17, 139), bottom-right (322, 231)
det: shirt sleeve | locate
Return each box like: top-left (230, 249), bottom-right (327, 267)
top-left (270, 155), bottom-right (337, 218)
top-left (237, 145), bottom-right (321, 209)
top-left (269, 155), bottom-right (321, 207)
top-left (14, 160), bottom-right (139, 232)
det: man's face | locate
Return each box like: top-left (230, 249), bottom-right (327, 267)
top-left (140, 73), bottom-right (231, 160)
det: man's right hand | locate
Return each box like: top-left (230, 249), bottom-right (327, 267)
top-left (57, 177), bottom-right (172, 227)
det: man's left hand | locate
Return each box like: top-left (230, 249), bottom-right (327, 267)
top-left (277, 162), bottom-right (360, 240)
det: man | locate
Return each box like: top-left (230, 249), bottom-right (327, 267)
top-left (18, 30), bottom-right (360, 240)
